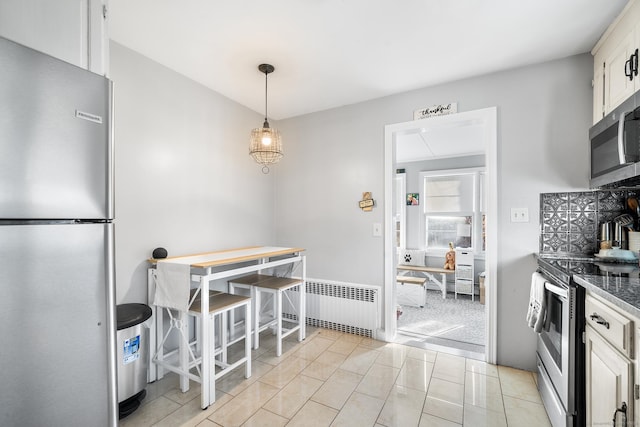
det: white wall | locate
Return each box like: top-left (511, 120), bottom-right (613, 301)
top-left (273, 108), bottom-right (385, 285)
top-left (275, 54), bottom-right (593, 370)
top-left (110, 42), bottom-right (277, 304)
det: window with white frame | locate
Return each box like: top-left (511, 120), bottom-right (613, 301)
top-left (420, 168), bottom-right (485, 254)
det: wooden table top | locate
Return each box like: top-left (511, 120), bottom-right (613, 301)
top-left (150, 246), bottom-right (305, 268)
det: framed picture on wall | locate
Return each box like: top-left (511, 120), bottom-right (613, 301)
top-left (406, 193), bottom-right (419, 205)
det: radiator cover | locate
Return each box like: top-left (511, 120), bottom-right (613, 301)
top-left (282, 278), bottom-right (380, 339)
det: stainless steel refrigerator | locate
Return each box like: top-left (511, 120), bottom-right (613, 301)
top-left (0, 37), bottom-right (117, 426)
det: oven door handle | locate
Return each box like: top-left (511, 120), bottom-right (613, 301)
top-left (618, 111), bottom-right (630, 164)
top-left (544, 282), bottom-right (568, 300)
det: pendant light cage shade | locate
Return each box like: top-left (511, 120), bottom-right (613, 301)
top-left (249, 127), bottom-right (283, 165)
top-left (250, 63), bottom-right (282, 172)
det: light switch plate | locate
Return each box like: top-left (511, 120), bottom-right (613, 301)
top-left (510, 208), bottom-right (529, 223)
top-left (373, 223), bottom-right (382, 237)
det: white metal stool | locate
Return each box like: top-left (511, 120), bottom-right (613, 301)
top-left (152, 284), bottom-right (251, 405)
top-left (189, 290), bottom-right (252, 403)
top-left (228, 274), bottom-right (305, 356)
top-left (227, 273), bottom-right (275, 346)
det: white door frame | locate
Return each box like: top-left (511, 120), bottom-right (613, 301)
top-left (395, 172), bottom-right (407, 249)
top-left (382, 107), bottom-right (498, 363)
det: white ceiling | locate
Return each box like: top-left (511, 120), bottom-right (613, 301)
top-left (109, 0), bottom-right (628, 120)
top-left (395, 121), bottom-right (486, 163)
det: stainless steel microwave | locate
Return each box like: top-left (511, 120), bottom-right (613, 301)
top-left (590, 93), bottom-right (640, 188)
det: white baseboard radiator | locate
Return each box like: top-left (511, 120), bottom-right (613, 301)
top-left (283, 278), bottom-right (381, 339)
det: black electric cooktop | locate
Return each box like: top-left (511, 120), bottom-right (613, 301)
top-left (537, 255), bottom-right (640, 284)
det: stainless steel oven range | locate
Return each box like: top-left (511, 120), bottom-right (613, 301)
top-left (536, 257), bottom-right (586, 427)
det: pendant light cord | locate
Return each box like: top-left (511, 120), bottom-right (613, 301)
top-left (264, 70), bottom-right (269, 124)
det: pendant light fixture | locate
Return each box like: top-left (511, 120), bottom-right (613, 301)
top-left (250, 63), bottom-right (282, 174)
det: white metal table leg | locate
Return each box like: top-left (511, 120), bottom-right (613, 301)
top-left (221, 310), bottom-right (228, 366)
top-left (245, 300), bottom-right (252, 378)
top-left (254, 290), bottom-right (261, 350)
top-left (208, 304), bottom-right (216, 404)
top-left (200, 275), bottom-right (212, 409)
top-left (276, 290), bottom-right (283, 356)
top-left (179, 310), bottom-right (189, 392)
top-left (300, 256), bottom-right (306, 341)
top-left (147, 268), bottom-right (157, 383)
top-left (156, 304), bottom-right (165, 379)
top-left (228, 282), bottom-right (236, 333)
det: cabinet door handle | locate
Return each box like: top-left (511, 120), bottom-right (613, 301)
top-left (627, 49), bottom-right (639, 81)
top-left (612, 401), bottom-right (627, 427)
top-left (590, 313), bottom-right (610, 329)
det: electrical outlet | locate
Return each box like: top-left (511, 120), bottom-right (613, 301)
top-left (373, 223), bottom-right (382, 237)
top-left (510, 208), bottom-right (529, 223)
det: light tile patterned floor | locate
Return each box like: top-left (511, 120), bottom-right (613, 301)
top-left (120, 327), bottom-right (550, 427)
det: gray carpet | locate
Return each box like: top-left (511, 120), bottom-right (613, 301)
top-left (397, 289), bottom-right (485, 347)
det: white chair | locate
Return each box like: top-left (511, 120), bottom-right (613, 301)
top-left (151, 266), bottom-right (252, 407)
top-left (228, 273), bottom-right (305, 356)
top-left (226, 274), bottom-right (271, 346)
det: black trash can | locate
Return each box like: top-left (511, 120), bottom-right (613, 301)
top-left (116, 303), bottom-right (152, 419)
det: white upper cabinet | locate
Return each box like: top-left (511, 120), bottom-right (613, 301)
top-left (605, 31), bottom-right (636, 113)
top-left (0, 0), bottom-right (108, 76)
top-left (592, 0), bottom-right (640, 123)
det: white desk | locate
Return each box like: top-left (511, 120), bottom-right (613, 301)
top-left (147, 246), bottom-right (306, 409)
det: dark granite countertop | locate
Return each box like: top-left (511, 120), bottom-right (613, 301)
top-left (573, 274), bottom-right (640, 320)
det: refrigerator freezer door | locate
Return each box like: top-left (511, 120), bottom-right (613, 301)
top-left (0, 223), bottom-right (117, 426)
top-left (0, 37), bottom-right (113, 220)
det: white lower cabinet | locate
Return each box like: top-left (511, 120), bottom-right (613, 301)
top-left (585, 325), bottom-right (633, 426)
top-left (585, 293), bottom-right (636, 426)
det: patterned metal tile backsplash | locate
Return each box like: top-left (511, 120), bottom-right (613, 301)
top-left (540, 190), bottom-right (637, 256)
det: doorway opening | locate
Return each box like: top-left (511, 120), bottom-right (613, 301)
top-left (383, 107), bottom-right (498, 363)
